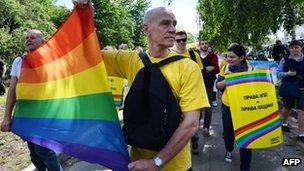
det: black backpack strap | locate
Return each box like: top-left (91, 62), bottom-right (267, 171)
top-left (157, 55), bottom-right (185, 67)
top-left (188, 48), bottom-right (196, 62)
top-left (139, 52), bottom-right (152, 67)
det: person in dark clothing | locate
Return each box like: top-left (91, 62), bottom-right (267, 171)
top-left (272, 40), bottom-right (289, 62)
top-left (277, 40), bottom-right (304, 142)
top-left (198, 40), bottom-right (219, 136)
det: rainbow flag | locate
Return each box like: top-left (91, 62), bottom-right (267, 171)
top-left (226, 70), bottom-right (282, 149)
top-left (11, 6), bottom-right (129, 170)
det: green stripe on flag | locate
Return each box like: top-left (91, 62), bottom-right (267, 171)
top-left (225, 72), bottom-right (270, 81)
top-left (14, 92), bottom-right (118, 122)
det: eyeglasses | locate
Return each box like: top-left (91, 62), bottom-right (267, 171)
top-left (176, 38), bottom-right (187, 43)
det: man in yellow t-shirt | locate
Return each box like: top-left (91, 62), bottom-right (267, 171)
top-left (74, 1), bottom-right (210, 170)
top-left (172, 30), bottom-right (205, 155)
top-left (172, 30), bottom-right (203, 70)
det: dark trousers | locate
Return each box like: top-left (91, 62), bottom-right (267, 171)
top-left (222, 104), bottom-right (252, 171)
top-left (191, 112), bottom-right (202, 147)
top-left (203, 87), bottom-right (213, 129)
top-left (27, 142), bottom-right (61, 171)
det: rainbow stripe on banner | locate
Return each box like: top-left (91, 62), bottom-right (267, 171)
top-left (225, 70), bottom-right (282, 149)
top-left (113, 94), bottom-right (123, 106)
top-left (11, 6), bottom-right (129, 170)
top-left (108, 76), bottom-right (124, 108)
top-left (235, 111), bottom-right (281, 148)
top-left (225, 72), bottom-right (273, 87)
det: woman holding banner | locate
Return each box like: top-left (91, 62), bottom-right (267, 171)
top-left (216, 44), bottom-right (253, 171)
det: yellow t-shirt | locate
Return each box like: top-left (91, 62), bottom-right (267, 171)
top-left (180, 50), bottom-right (204, 70)
top-left (219, 66), bottom-right (229, 106)
top-left (103, 50), bottom-right (210, 170)
top-left (219, 59), bottom-right (228, 70)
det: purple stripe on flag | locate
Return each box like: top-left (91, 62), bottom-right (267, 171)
top-left (24, 136), bottom-right (130, 171)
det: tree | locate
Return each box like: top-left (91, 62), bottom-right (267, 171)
top-left (0, 0), bottom-right (69, 73)
top-left (197, 0), bottom-right (304, 51)
top-left (128, 0), bottom-right (149, 48)
top-left (187, 31), bottom-right (196, 43)
top-left (92, 0), bottom-right (134, 48)
top-left (92, 0), bottom-right (148, 49)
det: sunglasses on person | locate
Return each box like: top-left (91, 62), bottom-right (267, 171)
top-left (176, 38), bottom-right (187, 43)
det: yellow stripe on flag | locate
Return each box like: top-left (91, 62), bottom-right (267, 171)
top-left (19, 33), bottom-right (102, 83)
top-left (17, 62), bottom-right (110, 100)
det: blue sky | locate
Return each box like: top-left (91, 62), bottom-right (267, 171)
top-left (56, 0), bottom-right (200, 35)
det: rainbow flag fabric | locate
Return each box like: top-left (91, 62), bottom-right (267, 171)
top-left (226, 70), bottom-right (282, 149)
top-left (11, 6), bottom-right (129, 170)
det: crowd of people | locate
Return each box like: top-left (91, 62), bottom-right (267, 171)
top-left (0, 0), bottom-right (304, 171)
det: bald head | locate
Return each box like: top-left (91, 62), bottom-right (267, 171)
top-left (142, 7), bottom-right (177, 52)
top-left (25, 29), bottom-right (45, 51)
top-left (27, 29), bottom-right (44, 39)
top-left (143, 7), bottom-right (174, 25)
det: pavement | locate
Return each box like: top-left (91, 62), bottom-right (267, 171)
top-left (23, 102), bottom-right (304, 171)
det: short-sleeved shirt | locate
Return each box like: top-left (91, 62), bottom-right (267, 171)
top-left (219, 65), bottom-right (230, 106)
top-left (179, 50), bottom-right (204, 70)
top-left (103, 50), bottom-right (210, 170)
top-left (10, 57), bottom-right (22, 78)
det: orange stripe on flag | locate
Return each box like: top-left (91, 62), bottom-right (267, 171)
top-left (23, 6), bottom-right (95, 68)
top-left (19, 32), bottom-right (102, 83)
top-left (113, 95), bottom-right (122, 99)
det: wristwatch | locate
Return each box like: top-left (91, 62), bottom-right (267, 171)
top-left (153, 156), bottom-right (163, 167)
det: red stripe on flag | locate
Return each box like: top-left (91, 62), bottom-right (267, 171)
top-left (23, 6), bottom-right (95, 68)
top-left (234, 111), bottom-right (279, 136)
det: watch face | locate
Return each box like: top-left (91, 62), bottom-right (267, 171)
top-left (154, 157), bottom-right (163, 166)
top-left (155, 157), bottom-right (161, 166)
top-left (154, 157), bottom-right (163, 167)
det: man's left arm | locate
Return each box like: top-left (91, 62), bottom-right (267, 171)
top-left (206, 54), bottom-right (219, 74)
top-left (128, 109), bottom-right (200, 171)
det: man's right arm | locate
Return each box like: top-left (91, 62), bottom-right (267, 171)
top-left (1, 77), bottom-right (18, 132)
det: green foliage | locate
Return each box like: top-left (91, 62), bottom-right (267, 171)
top-left (128, 0), bottom-right (149, 48)
top-left (0, 0), bottom-right (69, 74)
top-left (92, 0), bottom-right (148, 49)
top-left (187, 31), bottom-right (196, 43)
top-left (0, 0), bottom-right (149, 71)
top-left (197, 0), bottom-right (304, 51)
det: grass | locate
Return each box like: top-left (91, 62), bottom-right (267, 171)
top-left (0, 89), bottom-right (7, 117)
top-left (0, 88), bottom-right (31, 171)
top-left (0, 94), bottom-right (6, 105)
